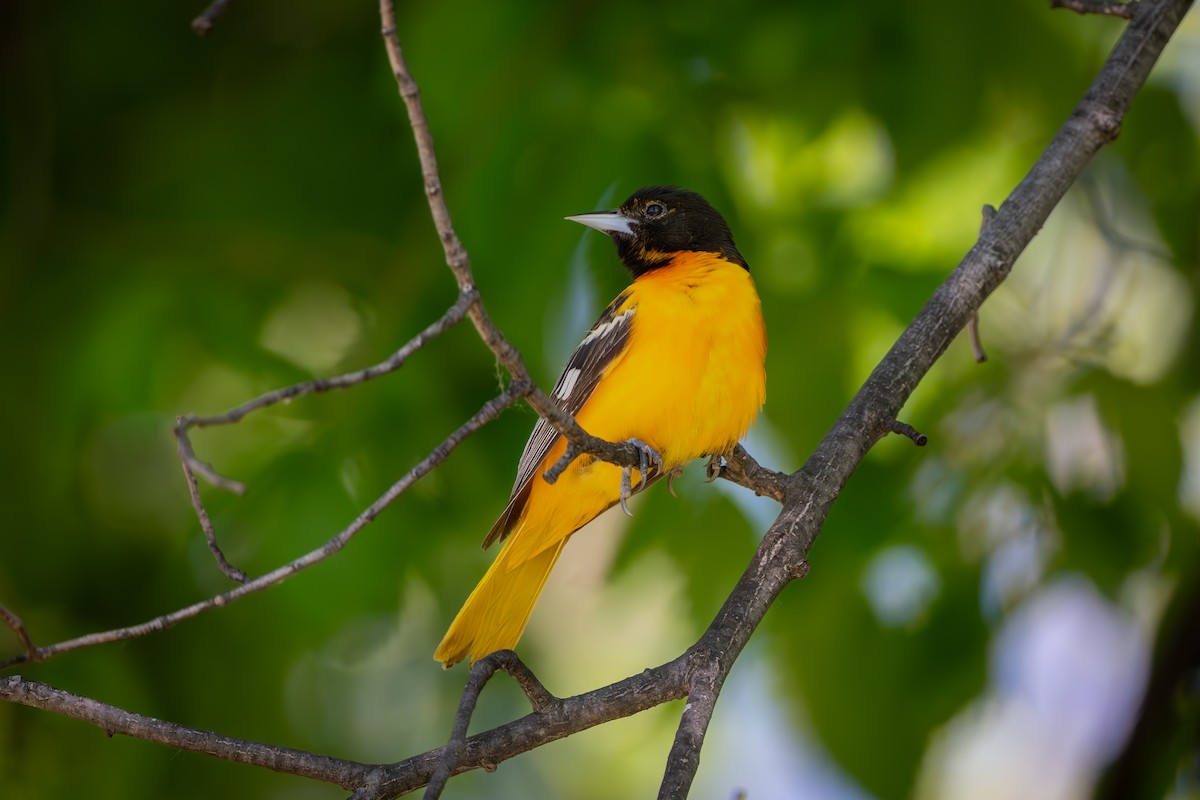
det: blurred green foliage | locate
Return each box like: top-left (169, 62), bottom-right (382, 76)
top-left (1, 1), bottom-right (1198, 799)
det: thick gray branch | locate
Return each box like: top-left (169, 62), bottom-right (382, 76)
top-left (0, 676), bottom-right (370, 787)
top-left (656, 0), bottom-right (1191, 794)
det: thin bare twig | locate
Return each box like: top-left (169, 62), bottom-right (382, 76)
top-left (377, 0), bottom-right (670, 486)
top-left (0, 676), bottom-right (370, 787)
top-left (0, 604), bottom-right (39, 663)
top-left (541, 442), bottom-right (583, 485)
top-left (378, 1), bottom-right (475, 297)
top-left (177, 438), bottom-right (249, 582)
top-left (361, 658), bottom-right (690, 799)
top-left (191, 0), bottom-right (234, 35)
top-left (170, 288), bottom-right (477, 578)
top-left (0, 385), bottom-right (523, 671)
top-left (425, 651), bottom-right (556, 800)
top-left (885, 420), bottom-right (929, 447)
top-left (176, 288), bottom-right (477, 440)
top-left (175, 428), bottom-right (247, 495)
top-left (1050, 0), bottom-right (1138, 18)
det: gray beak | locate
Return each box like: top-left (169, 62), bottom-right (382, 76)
top-left (565, 211), bottom-right (636, 236)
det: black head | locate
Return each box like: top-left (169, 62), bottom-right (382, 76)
top-left (567, 186), bottom-right (747, 277)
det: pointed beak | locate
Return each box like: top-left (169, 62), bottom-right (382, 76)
top-left (565, 210), bottom-right (636, 236)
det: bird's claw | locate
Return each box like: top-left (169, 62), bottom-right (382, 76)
top-left (619, 438), bottom-right (662, 516)
top-left (666, 465), bottom-right (684, 498)
top-left (704, 453), bottom-right (727, 483)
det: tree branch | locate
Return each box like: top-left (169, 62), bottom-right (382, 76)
top-left (174, 285), bottom-right (476, 460)
top-left (362, 656), bottom-right (692, 798)
top-left (0, 676), bottom-right (371, 787)
top-left (884, 420), bottom-right (929, 447)
top-left (177, 434), bottom-right (249, 583)
top-left (376, 0), bottom-right (691, 486)
top-left (423, 650), bottom-right (556, 800)
top-left (0, 382), bottom-right (522, 671)
top-left (653, 0), bottom-right (1190, 793)
top-left (1, 288), bottom-right (493, 666)
top-left (171, 287), bottom-right (478, 578)
top-left (658, 655), bottom-right (725, 799)
top-left (1050, 0), bottom-right (1138, 19)
top-left (1, 0), bottom-right (1191, 797)
top-left (0, 604), bottom-right (38, 663)
top-left (715, 445), bottom-right (791, 503)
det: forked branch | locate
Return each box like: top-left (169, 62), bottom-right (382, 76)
top-left (0, 383), bottom-right (524, 671)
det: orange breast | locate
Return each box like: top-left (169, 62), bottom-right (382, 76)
top-left (500, 252), bottom-right (766, 568)
top-left (577, 251), bottom-right (767, 463)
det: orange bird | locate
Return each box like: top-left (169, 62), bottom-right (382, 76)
top-left (435, 186), bottom-right (766, 667)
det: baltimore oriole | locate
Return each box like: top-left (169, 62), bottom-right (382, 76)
top-left (435, 186), bottom-right (767, 667)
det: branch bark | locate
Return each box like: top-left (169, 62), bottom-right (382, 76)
top-left (0, 675), bottom-right (371, 787)
top-left (1, 0), bottom-right (1192, 797)
top-left (1050, 0), bottom-right (1138, 18)
top-left (648, 0), bottom-right (1191, 792)
top-left (377, 0), bottom-right (686, 484)
top-left (421, 651), bottom-right (556, 800)
top-left (1, 380), bottom-right (522, 671)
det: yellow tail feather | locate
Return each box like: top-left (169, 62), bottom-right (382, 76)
top-left (434, 538), bottom-right (566, 668)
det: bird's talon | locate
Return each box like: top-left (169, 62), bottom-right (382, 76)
top-left (616, 438), bottom-right (661, 516)
top-left (704, 453), bottom-right (728, 483)
top-left (667, 466), bottom-right (684, 498)
top-left (620, 466), bottom-right (634, 516)
top-left (623, 438), bottom-right (662, 485)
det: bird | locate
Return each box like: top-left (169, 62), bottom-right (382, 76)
top-left (434, 186), bottom-right (767, 668)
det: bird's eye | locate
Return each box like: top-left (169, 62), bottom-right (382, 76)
top-left (644, 202), bottom-right (666, 218)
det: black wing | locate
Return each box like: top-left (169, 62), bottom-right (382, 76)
top-left (482, 291), bottom-right (635, 548)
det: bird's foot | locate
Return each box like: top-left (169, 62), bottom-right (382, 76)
top-left (704, 452), bottom-right (727, 483)
top-left (619, 438), bottom-right (663, 516)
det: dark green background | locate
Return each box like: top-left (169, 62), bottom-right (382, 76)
top-left (2, 1), bottom-right (1198, 798)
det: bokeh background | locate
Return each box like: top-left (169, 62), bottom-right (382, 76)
top-left (2, 1), bottom-right (1199, 798)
